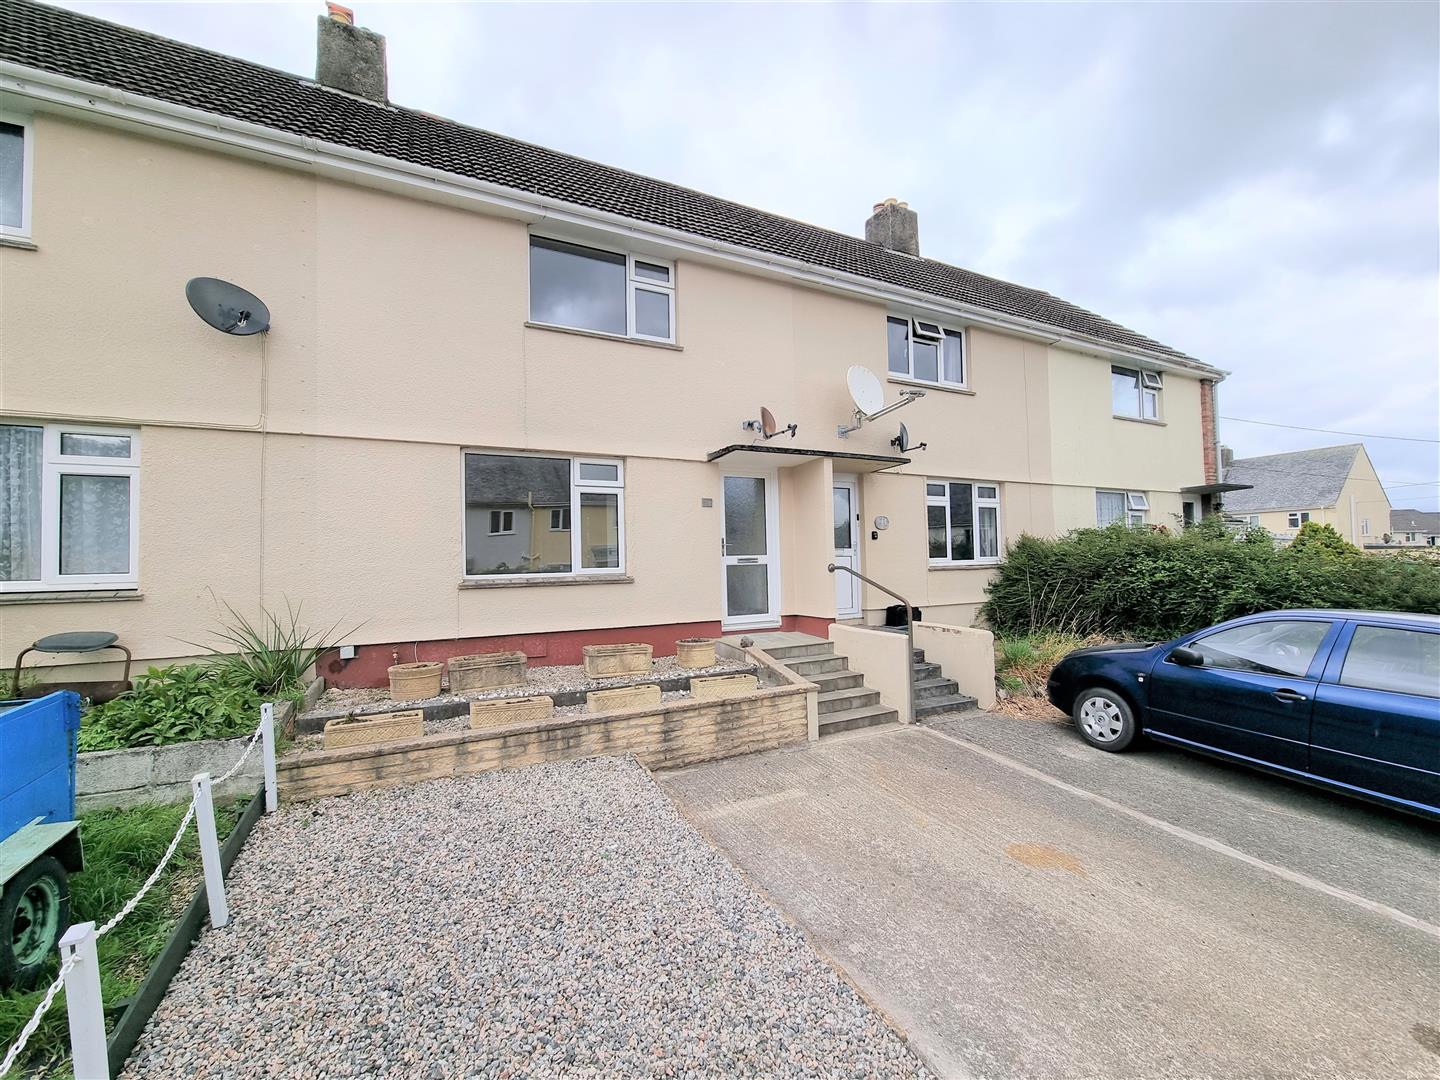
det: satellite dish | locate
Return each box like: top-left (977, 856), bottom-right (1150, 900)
top-left (846, 366), bottom-right (885, 417)
top-left (742, 405), bottom-right (797, 439)
top-left (185, 277), bottom-right (270, 336)
top-left (760, 407), bottom-right (778, 437)
top-left (891, 422), bottom-right (927, 454)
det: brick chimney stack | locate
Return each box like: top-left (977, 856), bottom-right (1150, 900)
top-left (866, 198), bottom-right (920, 257)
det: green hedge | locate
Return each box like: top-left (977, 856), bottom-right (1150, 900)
top-left (980, 519), bottom-right (1440, 641)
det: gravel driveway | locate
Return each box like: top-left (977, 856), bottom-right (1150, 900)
top-left (122, 757), bottom-right (928, 1079)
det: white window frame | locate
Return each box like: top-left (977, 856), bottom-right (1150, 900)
top-left (888, 315), bottom-right (967, 389)
top-left (462, 450), bottom-right (626, 579)
top-left (0, 112), bottom-right (34, 241)
top-left (529, 233), bottom-right (675, 344)
top-left (1112, 366), bottom-right (1163, 420)
top-left (1288, 511), bottom-right (1311, 529)
top-left (1097, 489), bottom-right (1149, 528)
top-left (488, 510), bottom-right (515, 536)
top-left (1, 422), bottom-right (140, 592)
top-left (1360, 518), bottom-right (1369, 536)
top-left (927, 479), bottom-right (1001, 566)
top-left (549, 507), bottom-right (570, 531)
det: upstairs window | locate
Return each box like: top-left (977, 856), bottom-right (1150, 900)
top-left (0, 118), bottom-right (33, 239)
top-left (888, 317), bottom-right (965, 387)
top-left (927, 480), bottom-right (1000, 565)
top-left (1112, 366), bottom-right (1161, 419)
top-left (464, 452), bottom-right (624, 578)
top-left (529, 236), bottom-right (674, 343)
top-left (1287, 511), bottom-right (1311, 529)
top-left (1, 423), bottom-right (139, 591)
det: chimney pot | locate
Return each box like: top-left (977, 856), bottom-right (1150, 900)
top-left (865, 198), bottom-right (920, 257)
top-left (316, 7), bottom-right (387, 103)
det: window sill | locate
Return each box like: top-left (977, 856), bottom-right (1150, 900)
top-left (927, 562), bottom-right (1000, 571)
top-left (0, 235), bottom-right (37, 251)
top-left (888, 376), bottom-right (973, 396)
top-left (459, 574), bottom-right (633, 590)
top-left (0, 589), bottom-right (143, 605)
top-left (1113, 414), bottom-right (1167, 427)
top-left (525, 322), bottom-right (683, 352)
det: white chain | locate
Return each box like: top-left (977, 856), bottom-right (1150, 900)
top-left (0, 955), bottom-right (79, 1077)
top-left (95, 798), bottom-right (196, 939)
top-left (214, 726), bottom-right (262, 784)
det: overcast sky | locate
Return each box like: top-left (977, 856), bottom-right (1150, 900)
top-left (61, 1), bottom-right (1440, 512)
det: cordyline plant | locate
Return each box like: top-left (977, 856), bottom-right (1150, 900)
top-left (190, 599), bottom-right (358, 699)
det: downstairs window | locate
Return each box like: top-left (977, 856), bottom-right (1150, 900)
top-left (927, 480), bottom-right (1000, 565)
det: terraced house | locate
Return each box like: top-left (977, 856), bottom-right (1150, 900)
top-left (0, 1), bottom-right (1230, 686)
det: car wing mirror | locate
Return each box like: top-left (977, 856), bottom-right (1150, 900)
top-left (1169, 646), bottom-right (1204, 667)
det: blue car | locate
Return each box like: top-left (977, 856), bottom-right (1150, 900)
top-left (1046, 610), bottom-right (1440, 820)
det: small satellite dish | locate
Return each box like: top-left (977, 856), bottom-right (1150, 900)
top-left (742, 405), bottom-right (797, 439)
top-left (185, 277), bottom-right (270, 336)
top-left (846, 366), bottom-right (886, 417)
top-left (891, 422), bottom-right (927, 454)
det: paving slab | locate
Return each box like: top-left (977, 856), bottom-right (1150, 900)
top-left (658, 720), bottom-right (1440, 1080)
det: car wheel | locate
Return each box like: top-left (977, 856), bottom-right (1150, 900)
top-left (0, 855), bottom-right (70, 992)
top-left (1073, 688), bottom-right (1139, 752)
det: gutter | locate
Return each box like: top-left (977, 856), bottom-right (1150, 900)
top-left (0, 61), bottom-right (1227, 381)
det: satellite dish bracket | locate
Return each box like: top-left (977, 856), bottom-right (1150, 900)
top-left (837, 389), bottom-right (925, 438)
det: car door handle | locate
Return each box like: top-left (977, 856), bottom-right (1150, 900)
top-left (1272, 689), bottom-right (1308, 703)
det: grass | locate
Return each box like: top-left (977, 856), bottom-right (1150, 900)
top-left (994, 632), bottom-right (1094, 699)
top-left (0, 799), bottom-right (243, 1079)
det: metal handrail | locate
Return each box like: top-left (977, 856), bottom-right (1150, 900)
top-left (826, 563), bottom-right (916, 724)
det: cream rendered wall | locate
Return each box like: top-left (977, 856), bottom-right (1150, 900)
top-left (1335, 449), bottom-right (1392, 545)
top-left (2, 113), bottom-right (1214, 667)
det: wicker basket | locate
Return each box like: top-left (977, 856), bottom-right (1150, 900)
top-left (586, 683), bottom-right (662, 713)
top-left (470, 695), bottom-right (554, 729)
top-left (388, 662), bottom-right (443, 700)
top-left (449, 651), bottom-right (527, 692)
top-left (323, 709), bottom-right (424, 750)
top-left (690, 673), bottom-right (759, 700)
top-left (582, 643), bottom-right (653, 678)
top-left (674, 638), bottom-right (717, 668)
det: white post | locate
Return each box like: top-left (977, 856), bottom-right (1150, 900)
top-left (260, 702), bottom-right (278, 813)
top-left (59, 922), bottom-right (109, 1080)
top-left (190, 773), bottom-right (229, 928)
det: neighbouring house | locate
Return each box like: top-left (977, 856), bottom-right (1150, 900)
top-left (0, 1), bottom-right (1231, 688)
top-left (1221, 444), bottom-right (1392, 546)
top-left (1389, 509), bottom-right (1440, 547)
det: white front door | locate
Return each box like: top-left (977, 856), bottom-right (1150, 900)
top-left (721, 471), bottom-right (781, 629)
top-left (832, 476), bottom-right (861, 618)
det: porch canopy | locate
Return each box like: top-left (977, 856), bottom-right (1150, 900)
top-left (706, 444), bottom-right (909, 474)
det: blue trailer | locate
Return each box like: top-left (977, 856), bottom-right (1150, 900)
top-left (0, 691), bottom-right (84, 990)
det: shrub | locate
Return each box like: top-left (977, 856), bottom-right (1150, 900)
top-left (197, 599), bottom-right (349, 699)
top-left (78, 664), bottom-right (263, 750)
top-left (981, 521), bottom-right (1440, 641)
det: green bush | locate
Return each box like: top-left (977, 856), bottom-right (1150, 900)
top-left (78, 664), bottom-right (263, 751)
top-left (194, 599), bottom-right (349, 700)
top-left (981, 521), bottom-right (1440, 641)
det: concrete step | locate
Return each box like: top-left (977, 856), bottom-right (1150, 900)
top-left (914, 677), bottom-right (961, 701)
top-left (817, 687), bottom-right (882, 715)
top-left (912, 661), bottom-right (942, 681)
top-left (819, 703), bottom-right (900, 736)
top-left (765, 641), bottom-right (835, 661)
top-left (913, 648), bottom-right (926, 663)
top-left (785, 655), bottom-right (847, 677)
top-left (803, 669), bottom-right (866, 693)
top-left (915, 693), bottom-right (979, 718)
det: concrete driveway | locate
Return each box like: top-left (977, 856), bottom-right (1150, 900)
top-left (658, 712), bottom-right (1440, 1080)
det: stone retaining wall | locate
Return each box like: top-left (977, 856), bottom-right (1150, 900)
top-left (76, 677), bottom-right (323, 811)
top-left (278, 682), bottom-right (810, 803)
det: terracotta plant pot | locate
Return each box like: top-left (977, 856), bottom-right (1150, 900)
top-left (674, 638), bottom-right (717, 669)
top-left (582, 643), bottom-right (653, 678)
top-left (388, 662), bottom-right (442, 700)
top-left (448, 651), bottom-right (527, 692)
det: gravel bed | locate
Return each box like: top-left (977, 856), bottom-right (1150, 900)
top-left (121, 758), bottom-right (930, 1079)
top-left (311, 657), bottom-right (748, 717)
